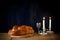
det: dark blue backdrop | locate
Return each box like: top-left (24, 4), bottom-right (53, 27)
top-left (0, 0), bottom-right (59, 33)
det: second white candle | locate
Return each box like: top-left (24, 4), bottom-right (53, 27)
top-left (43, 17), bottom-right (45, 32)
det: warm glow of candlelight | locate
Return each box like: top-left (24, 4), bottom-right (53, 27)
top-left (49, 17), bottom-right (51, 19)
top-left (43, 17), bottom-right (45, 19)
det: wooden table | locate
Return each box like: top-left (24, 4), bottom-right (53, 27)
top-left (11, 33), bottom-right (60, 40)
top-left (0, 33), bottom-right (60, 40)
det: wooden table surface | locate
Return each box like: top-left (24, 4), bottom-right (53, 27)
top-left (0, 33), bottom-right (60, 40)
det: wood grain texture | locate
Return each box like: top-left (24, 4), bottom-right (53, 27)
top-left (0, 33), bottom-right (60, 40)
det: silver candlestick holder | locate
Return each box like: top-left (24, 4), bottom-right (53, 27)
top-left (47, 17), bottom-right (54, 34)
top-left (39, 17), bottom-right (47, 35)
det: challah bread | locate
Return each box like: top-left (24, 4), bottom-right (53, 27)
top-left (8, 25), bottom-right (34, 36)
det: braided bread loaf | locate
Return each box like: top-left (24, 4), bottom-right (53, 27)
top-left (8, 25), bottom-right (34, 36)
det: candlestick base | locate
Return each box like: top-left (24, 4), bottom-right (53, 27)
top-left (39, 32), bottom-right (47, 35)
top-left (47, 31), bottom-right (54, 34)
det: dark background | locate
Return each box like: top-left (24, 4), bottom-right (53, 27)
top-left (0, 0), bottom-right (60, 33)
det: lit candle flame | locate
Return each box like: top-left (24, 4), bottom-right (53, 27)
top-left (49, 17), bottom-right (51, 19)
top-left (43, 17), bottom-right (45, 19)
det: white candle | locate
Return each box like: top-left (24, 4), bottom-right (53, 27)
top-left (49, 17), bottom-right (51, 31)
top-left (43, 17), bottom-right (45, 32)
